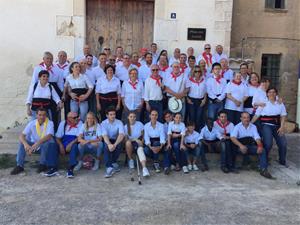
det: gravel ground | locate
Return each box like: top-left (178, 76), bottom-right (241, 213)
top-left (0, 161), bottom-right (299, 225)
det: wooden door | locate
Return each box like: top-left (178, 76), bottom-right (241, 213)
top-left (86, 0), bottom-right (154, 56)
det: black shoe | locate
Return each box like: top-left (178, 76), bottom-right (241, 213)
top-left (10, 166), bottom-right (24, 175)
top-left (260, 169), bottom-right (276, 179)
top-left (164, 167), bottom-right (170, 175)
top-left (36, 164), bottom-right (47, 174)
top-left (229, 168), bottom-right (240, 174)
top-left (201, 164), bottom-right (209, 172)
top-left (221, 166), bottom-right (229, 173)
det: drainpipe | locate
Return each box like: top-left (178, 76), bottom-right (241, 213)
top-left (297, 60), bottom-right (300, 126)
top-left (241, 37), bottom-right (246, 60)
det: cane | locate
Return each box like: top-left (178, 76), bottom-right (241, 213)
top-left (136, 155), bottom-right (142, 185)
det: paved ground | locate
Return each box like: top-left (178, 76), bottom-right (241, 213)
top-left (0, 127), bottom-right (299, 225)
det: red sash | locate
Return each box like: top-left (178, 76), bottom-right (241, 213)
top-left (202, 52), bottom-right (212, 65)
top-left (150, 75), bottom-right (161, 86)
top-left (216, 119), bottom-right (230, 135)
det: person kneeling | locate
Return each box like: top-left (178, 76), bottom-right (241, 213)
top-left (11, 108), bottom-right (58, 177)
top-left (199, 118), bottom-right (226, 172)
top-left (75, 112), bottom-right (103, 172)
top-left (230, 112), bottom-right (273, 179)
top-left (102, 107), bottom-right (125, 178)
top-left (124, 111), bottom-right (150, 177)
top-left (56, 112), bottom-right (82, 178)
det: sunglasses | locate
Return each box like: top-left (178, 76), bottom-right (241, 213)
top-left (205, 48), bottom-right (211, 50)
top-left (109, 59), bottom-right (116, 61)
top-left (68, 116), bottom-right (78, 119)
top-left (152, 69), bottom-right (159, 71)
top-left (104, 48), bottom-right (110, 50)
top-left (194, 70), bottom-right (201, 73)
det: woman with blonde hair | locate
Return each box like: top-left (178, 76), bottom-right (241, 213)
top-left (75, 112), bottom-right (103, 171)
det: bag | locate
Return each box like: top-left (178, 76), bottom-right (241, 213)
top-left (82, 155), bottom-right (95, 170)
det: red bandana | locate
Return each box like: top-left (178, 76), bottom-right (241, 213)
top-left (202, 52), bottom-right (212, 65)
top-left (56, 63), bottom-right (68, 70)
top-left (216, 119), bottom-right (230, 135)
top-left (171, 72), bottom-right (181, 82)
top-left (132, 62), bottom-right (141, 68)
top-left (189, 77), bottom-right (204, 86)
top-left (67, 120), bottom-right (79, 131)
top-left (232, 80), bottom-right (242, 85)
top-left (160, 65), bottom-right (169, 72)
top-left (129, 80), bottom-right (138, 90)
top-left (215, 76), bottom-right (222, 84)
top-left (180, 64), bottom-right (188, 73)
top-left (40, 62), bottom-right (53, 74)
top-left (151, 75), bottom-right (161, 86)
top-left (221, 68), bottom-right (228, 78)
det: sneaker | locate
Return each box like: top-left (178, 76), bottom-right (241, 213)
top-left (74, 161), bottom-right (83, 171)
top-left (44, 168), bottom-right (58, 177)
top-left (221, 166), bottom-right (229, 174)
top-left (260, 169), bottom-right (275, 179)
top-left (229, 168), bottom-right (239, 174)
top-left (164, 167), bottom-right (170, 175)
top-left (92, 160), bottom-right (100, 171)
top-left (105, 167), bottom-right (114, 178)
top-left (153, 163), bottom-right (161, 173)
top-left (193, 164), bottom-right (199, 171)
top-left (10, 166), bottom-right (24, 175)
top-left (142, 167), bottom-right (150, 177)
top-left (182, 166), bottom-right (189, 174)
top-left (112, 163), bottom-right (120, 172)
top-left (188, 164), bottom-right (193, 171)
top-left (128, 159), bottom-right (135, 169)
top-left (36, 164), bottom-right (47, 174)
top-left (66, 169), bottom-right (74, 178)
top-left (170, 165), bottom-right (176, 170)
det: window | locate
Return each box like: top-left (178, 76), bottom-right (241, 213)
top-left (261, 54), bottom-right (281, 88)
top-left (265, 0), bottom-right (285, 9)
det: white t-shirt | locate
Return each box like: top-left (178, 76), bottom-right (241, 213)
top-left (23, 119), bottom-right (54, 143)
top-left (225, 81), bottom-right (248, 112)
top-left (124, 121), bottom-right (144, 140)
top-left (78, 123), bottom-right (102, 141)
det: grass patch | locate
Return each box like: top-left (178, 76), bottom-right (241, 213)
top-left (0, 154), bottom-right (16, 169)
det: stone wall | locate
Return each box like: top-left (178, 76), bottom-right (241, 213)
top-left (230, 0), bottom-right (300, 121)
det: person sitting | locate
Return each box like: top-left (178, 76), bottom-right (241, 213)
top-left (55, 112), bottom-right (83, 178)
top-left (213, 110), bottom-right (235, 173)
top-left (199, 118), bottom-right (226, 172)
top-left (183, 121), bottom-right (201, 171)
top-left (101, 107), bottom-right (125, 178)
top-left (11, 108), bottom-right (58, 177)
top-left (74, 112), bottom-right (103, 172)
top-left (251, 87), bottom-right (287, 166)
top-left (166, 113), bottom-right (187, 173)
top-left (230, 112), bottom-right (273, 179)
top-left (144, 109), bottom-right (171, 174)
top-left (124, 111), bottom-right (150, 177)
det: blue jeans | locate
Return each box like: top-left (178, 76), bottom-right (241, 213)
top-left (187, 98), bottom-right (205, 130)
top-left (199, 141), bottom-right (227, 167)
top-left (144, 141), bottom-right (171, 168)
top-left (16, 139), bottom-right (58, 168)
top-left (78, 142), bottom-right (103, 160)
top-left (226, 109), bottom-right (241, 125)
top-left (147, 100), bottom-right (163, 123)
top-left (103, 142), bottom-right (122, 168)
top-left (171, 140), bottom-right (187, 167)
top-left (68, 143), bottom-right (79, 167)
top-left (262, 124), bottom-right (287, 165)
top-left (70, 100), bottom-right (89, 122)
top-left (208, 101), bottom-right (223, 120)
top-left (184, 146), bottom-right (201, 158)
top-left (232, 144), bottom-right (268, 169)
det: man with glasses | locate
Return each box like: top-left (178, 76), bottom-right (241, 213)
top-left (75, 44), bottom-right (98, 67)
top-left (115, 53), bottom-right (138, 85)
top-left (212, 45), bottom-right (228, 63)
top-left (55, 112), bottom-right (83, 178)
top-left (108, 55), bottom-right (117, 67)
top-left (103, 47), bottom-right (111, 60)
top-left (169, 48), bottom-right (181, 66)
top-left (240, 63), bottom-right (250, 85)
top-left (144, 64), bottom-right (164, 122)
top-left (150, 43), bottom-right (159, 64)
top-left (197, 44), bottom-right (213, 70)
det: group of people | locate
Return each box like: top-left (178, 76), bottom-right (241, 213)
top-left (10, 43), bottom-right (288, 180)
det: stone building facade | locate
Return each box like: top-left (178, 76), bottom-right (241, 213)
top-left (230, 0), bottom-right (300, 122)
